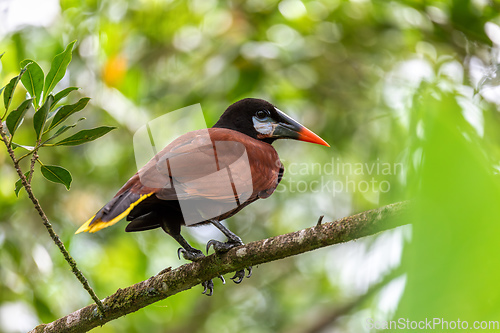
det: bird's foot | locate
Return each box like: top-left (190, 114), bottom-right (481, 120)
top-left (177, 247), bottom-right (205, 261)
top-left (206, 238), bottom-right (243, 254)
top-left (177, 247), bottom-right (226, 296)
top-left (201, 279), bottom-right (213, 296)
top-left (206, 239), bottom-right (252, 284)
top-left (202, 275), bottom-right (226, 296)
top-left (230, 267), bottom-right (253, 284)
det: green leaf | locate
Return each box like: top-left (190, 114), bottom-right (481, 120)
top-left (43, 117), bottom-right (85, 144)
top-left (47, 104), bottom-right (60, 120)
top-left (3, 67), bottom-right (27, 113)
top-left (43, 40), bottom-right (76, 99)
top-left (11, 142), bottom-right (35, 151)
top-left (14, 171), bottom-right (30, 197)
top-left (6, 98), bottom-right (33, 135)
top-left (50, 87), bottom-right (79, 111)
top-left (47, 97), bottom-right (90, 131)
top-left (40, 165), bottom-right (72, 190)
top-left (33, 95), bottom-right (54, 140)
top-left (20, 60), bottom-right (44, 108)
top-left (0, 52), bottom-right (4, 60)
top-left (52, 126), bottom-right (116, 146)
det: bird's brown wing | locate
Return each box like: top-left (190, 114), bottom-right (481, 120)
top-left (76, 128), bottom-right (281, 233)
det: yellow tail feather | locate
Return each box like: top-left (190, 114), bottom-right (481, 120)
top-left (75, 215), bottom-right (96, 234)
top-left (75, 193), bottom-right (154, 234)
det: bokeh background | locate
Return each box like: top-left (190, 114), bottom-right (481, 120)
top-left (1, 0), bottom-right (500, 332)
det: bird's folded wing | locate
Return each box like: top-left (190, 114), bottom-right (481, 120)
top-left (151, 130), bottom-right (254, 203)
top-left (76, 128), bottom-right (281, 233)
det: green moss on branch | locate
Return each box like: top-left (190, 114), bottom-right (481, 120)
top-left (30, 201), bottom-right (409, 333)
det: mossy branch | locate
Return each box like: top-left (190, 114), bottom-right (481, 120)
top-left (29, 201), bottom-right (409, 333)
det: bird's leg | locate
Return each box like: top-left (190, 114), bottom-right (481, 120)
top-left (162, 225), bottom-right (224, 296)
top-left (206, 220), bottom-right (252, 284)
top-left (206, 220), bottom-right (243, 251)
top-left (170, 233), bottom-right (205, 262)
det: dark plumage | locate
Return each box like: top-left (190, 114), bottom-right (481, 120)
top-left (77, 98), bottom-right (328, 294)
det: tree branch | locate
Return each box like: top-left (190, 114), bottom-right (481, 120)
top-left (0, 122), bottom-right (105, 315)
top-left (29, 201), bottom-right (409, 333)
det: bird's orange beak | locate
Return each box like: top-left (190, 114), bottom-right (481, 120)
top-left (297, 126), bottom-right (330, 147)
top-left (271, 108), bottom-right (330, 147)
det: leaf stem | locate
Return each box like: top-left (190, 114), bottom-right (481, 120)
top-left (17, 150), bottom-right (34, 162)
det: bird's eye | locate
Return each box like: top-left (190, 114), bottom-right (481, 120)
top-left (256, 110), bottom-right (268, 120)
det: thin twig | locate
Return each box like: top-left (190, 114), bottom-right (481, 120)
top-left (27, 147), bottom-right (39, 183)
top-left (0, 121), bottom-right (105, 316)
top-left (29, 201), bottom-right (409, 333)
top-left (316, 215), bottom-right (324, 226)
top-left (18, 150), bottom-right (35, 162)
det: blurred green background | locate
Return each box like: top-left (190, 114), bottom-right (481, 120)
top-left (1, 0), bottom-right (500, 332)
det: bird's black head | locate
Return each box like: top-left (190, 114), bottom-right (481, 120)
top-left (213, 98), bottom-right (329, 147)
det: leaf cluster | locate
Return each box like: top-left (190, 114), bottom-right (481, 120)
top-left (1, 41), bottom-right (115, 192)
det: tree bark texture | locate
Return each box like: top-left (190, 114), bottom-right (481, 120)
top-left (30, 201), bottom-right (409, 333)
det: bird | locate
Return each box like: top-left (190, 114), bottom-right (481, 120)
top-left (76, 98), bottom-right (329, 295)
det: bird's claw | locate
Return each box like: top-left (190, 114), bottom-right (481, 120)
top-left (177, 247), bottom-right (222, 295)
top-left (206, 239), bottom-right (243, 254)
top-left (177, 247), bottom-right (205, 261)
top-left (246, 266), bottom-right (252, 278)
top-left (204, 237), bottom-right (250, 287)
top-left (230, 270), bottom-right (244, 284)
top-left (202, 279), bottom-right (214, 296)
top-left (177, 248), bottom-right (182, 260)
top-left (230, 267), bottom-right (252, 284)
top-left (206, 240), bottom-right (217, 253)
top-left (201, 275), bottom-right (225, 296)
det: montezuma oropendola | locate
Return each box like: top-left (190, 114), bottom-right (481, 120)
top-left (77, 98), bottom-right (329, 295)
